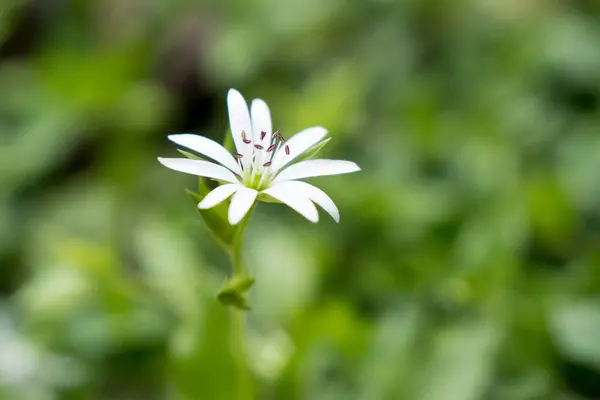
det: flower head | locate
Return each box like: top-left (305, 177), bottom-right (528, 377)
top-left (158, 89), bottom-right (360, 225)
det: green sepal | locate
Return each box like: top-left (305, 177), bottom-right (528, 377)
top-left (217, 275), bottom-right (255, 310)
top-left (223, 129), bottom-right (235, 152)
top-left (186, 187), bottom-right (235, 248)
top-left (177, 149), bottom-right (201, 160)
top-left (181, 142), bottom-right (237, 248)
top-left (296, 138), bottom-right (331, 162)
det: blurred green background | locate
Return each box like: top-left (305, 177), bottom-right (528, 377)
top-left (2, 0), bottom-right (600, 399)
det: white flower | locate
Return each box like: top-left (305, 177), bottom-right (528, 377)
top-left (158, 88), bottom-right (360, 225)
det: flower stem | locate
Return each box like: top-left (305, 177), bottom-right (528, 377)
top-left (230, 213), bottom-right (253, 400)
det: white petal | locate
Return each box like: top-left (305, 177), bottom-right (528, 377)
top-left (273, 181), bottom-right (340, 222)
top-left (228, 187), bottom-right (258, 225)
top-left (270, 127), bottom-right (328, 174)
top-left (168, 134), bottom-right (242, 175)
top-left (158, 158), bottom-right (240, 183)
top-left (198, 184), bottom-right (242, 209)
top-left (227, 89), bottom-right (253, 168)
top-left (251, 98), bottom-right (273, 169)
top-left (251, 99), bottom-right (272, 146)
top-left (274, 159), bottom-right (360, 183)
top-left (261, 183), bottom-right (319, 223)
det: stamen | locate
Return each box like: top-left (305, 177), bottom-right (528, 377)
top-left (267, 144), bottom-right (277, 152)
top-left (260, 131), bottom-right (266, 141)
top-left (263, 161), bottom-right (272, 167)
top-left (233, 153), bottom-right (243, 159)
top-left (254, 144), bottom-right (264, 150)
top-left (285, 145), bottom-right (290, 155)
top-left (273, 130), bottom-right (281, 139)
top-left (241, 130), bottom-right (251, 144)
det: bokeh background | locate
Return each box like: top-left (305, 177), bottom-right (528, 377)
top-left (2, 0), bottom-right (600, 399)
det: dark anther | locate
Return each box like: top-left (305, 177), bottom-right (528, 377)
top-left (267, 144), bottom-right (277, 152)
top-left (263, 161), bottom-right (272, 167)
top-left (260, 131), bottom-right (266, 140)
top-left (233, 153), bottom-right (243, 159)
top-left (254, 144), bottom-right (264, 150)
top-left (285, 145), bottom-right (290, 155)
top-left (242, 131), bottom-right (252, 144)
top-left (273, 130), bottom-right (281, 139)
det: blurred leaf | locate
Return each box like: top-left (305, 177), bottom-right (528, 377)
top-left (412, 318), bottom-right (503, 400)
top-left (283, 64), bottom-right (365, 134)
top-left (550, 299), bottom-right (600, 369)
top-left (0, 0), bottom-right (22, 46)
top-left (358, 304), bottom-right (425, 399)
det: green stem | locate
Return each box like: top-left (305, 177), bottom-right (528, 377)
top-left (232, 214), bottom-right (250, 275)
top-left (230, 213), bottom-right (253, 400)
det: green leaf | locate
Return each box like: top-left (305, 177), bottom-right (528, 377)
top-left (217, 291), bottom-right (250, 310)
top-left (217, 275), bottom-right (255, 310)
top-left (179, 144), bottom-right (237, 247)
top-left (220, 275), bottom-right (256, 294)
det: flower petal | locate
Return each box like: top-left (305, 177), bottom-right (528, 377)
top-left (270, 127), bottom-right (328, 174)
top-left (251, 99), bottom-right (272, 145)
top-left (251, 98), bottom-right (273, 169)
top-left (168, 134), bottom-right (242, 175)
top-left (261, 183), bottom-right (319, 223)
top-left (273, 159), bottom-right (360, 183)
top-left (228, 187), bottom-right (258, 225)
top-left (227, 89), bottom-right (253, 168)
top-left (273, 181), bottom-right (340, 222)
top-left (158, 158), bottom-right (240, 183)
top-left (198, 184), bottom-right (242, 209)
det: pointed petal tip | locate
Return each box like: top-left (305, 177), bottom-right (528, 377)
top-left (157, 156), bottom-right (181, 167)
top-left (167, 133), bottom-right (190, 142)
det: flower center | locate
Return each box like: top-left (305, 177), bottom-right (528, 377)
top-left (232, 130), bottom-right (289, 190)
